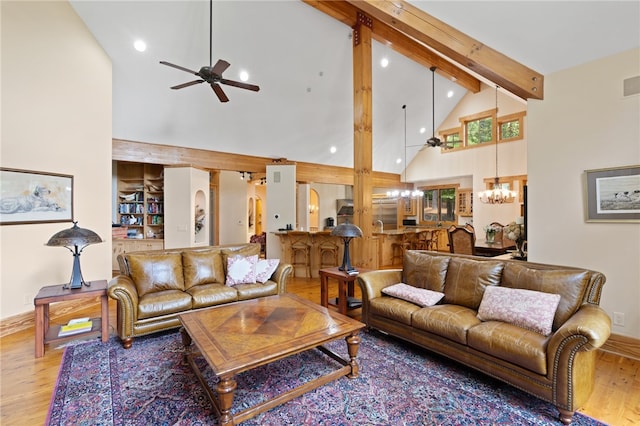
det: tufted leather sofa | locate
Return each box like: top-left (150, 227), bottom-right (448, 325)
top-left (356, 250), bottom-right (611, 425)
top-left (108, 243), bottom-right (292, 349)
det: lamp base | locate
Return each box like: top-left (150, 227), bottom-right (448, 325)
top-left (64, 253), bottom-right (91, 290)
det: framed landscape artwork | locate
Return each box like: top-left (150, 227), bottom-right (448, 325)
top-left (585, 165), bottom-right (640, 222)
top-left (0, 168), bottom-right (73, 225)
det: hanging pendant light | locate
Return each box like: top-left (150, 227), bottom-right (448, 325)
top-left (387, 104), bottom-right (423, 199)
top-left (478, 85), bottom-right (517, 204)
top-left (425, 66), bottom-right (443, 148)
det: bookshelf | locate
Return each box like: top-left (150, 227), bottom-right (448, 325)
top-left (116, 162), bottom-right (164, 239)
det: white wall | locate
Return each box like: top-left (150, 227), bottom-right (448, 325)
top-left (528, 48), bottom-right (640, 339)
top-left (265, 164), bottom-right (296, 259)
top-left (218, 170), bottom-right (251, 245)
top-left (1, 1), bottom-right (112, 319)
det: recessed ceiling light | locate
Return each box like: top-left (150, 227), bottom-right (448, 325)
top-left (447, 90), bottom-right (454, 98)
top-left (330, 146), bottom-right (337, 154)
top-left (380, 57), bottom-right (389, 68)
top-left (419, 127), bottom-right (426, 134)
top-left (396, 158), bottom-right (402, 164)
top-left (239, 70), bottom-right (249, 82)
top-left (133, 40), bottom-right (146, 52)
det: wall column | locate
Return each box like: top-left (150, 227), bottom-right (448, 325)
top-left (352, 13), bottom-right (375, 268)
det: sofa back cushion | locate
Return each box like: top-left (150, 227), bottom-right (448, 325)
top-left (182, 249), bottom-right (225, 290)
top-left (502, 262), bottom-right (590, 330)
top-left (402, 251), bottom-right (450, 292)
top-left (443, 257), bottom-right (504, 310)
top-left (127, 253), bottom-right (185, 297)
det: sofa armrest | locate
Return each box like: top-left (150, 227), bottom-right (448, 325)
top-left (356, 269), bottom-right (402, 301)
top-left (108, 275), bottom-right (140, 339)
top-left (548, 304), bottom-right (612, 354)
top-left (545, 304), bottom-right (611, 410)
top-left (271, 263), bottom-right (293, 294)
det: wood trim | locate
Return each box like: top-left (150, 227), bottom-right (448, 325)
top-left (600, 333), bottom-right (640, 361)
top-left (113, 138), bottom-right (406, 188)
top-left (344, 0), bottom-right (544, 100)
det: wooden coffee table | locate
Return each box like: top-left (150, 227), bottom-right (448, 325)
top-left (178, 293), bottom-right (365, 425)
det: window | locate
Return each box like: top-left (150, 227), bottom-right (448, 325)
top-left (441, 128), bottom-right (462, 149)
top-left (420, 185), bottom-right (459, 225)
top-left (466, 116), bottom-right (493, 145)
top-left (498, 112), bottom-right (525, 142)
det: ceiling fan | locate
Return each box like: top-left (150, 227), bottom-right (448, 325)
top-left (159, 0), bottom-right (259, 103)
top-left (410, 66), bottom-right (452, 151)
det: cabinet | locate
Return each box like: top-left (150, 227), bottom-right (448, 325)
top-left (117, 162), bottom-right (165, 239)
top-left (112, 239), bottom-right (164, 270)
top-left (457, 189), bottom-right (473, 217)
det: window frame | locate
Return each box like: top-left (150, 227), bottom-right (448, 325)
top-left (418, 183), bottom-right (460, 226)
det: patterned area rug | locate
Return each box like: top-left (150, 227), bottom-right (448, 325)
top-left (47, 329), bottom-right (605, 425)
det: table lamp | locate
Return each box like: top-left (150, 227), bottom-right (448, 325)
top-left (330, 221), bottom-right (363, 273)
top-left (46, 222), bottom-right (103, 289)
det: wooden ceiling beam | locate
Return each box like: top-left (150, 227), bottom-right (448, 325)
top-left (302, 0), bottom-right (481, 94)
top-left (113, 138), bottom-right (406, 188)
top-left (346, 0), bottom-right (543, 99)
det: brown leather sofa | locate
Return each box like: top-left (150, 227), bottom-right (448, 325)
top-left (356, 250), bottom-right (611, 425)
top-left (109, 243), bottom-right (292, 348)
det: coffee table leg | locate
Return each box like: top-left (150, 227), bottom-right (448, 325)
top-left (345, 333), bottom-right (361, 378)
top-left (180, 327), bottom-right (192, 347)
top-left (217, 376), bottom-right (237, 426)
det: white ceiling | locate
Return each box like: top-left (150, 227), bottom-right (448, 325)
top-left (69, 1), bottom-right (640, 175)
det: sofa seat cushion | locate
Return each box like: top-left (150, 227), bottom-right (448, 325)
top-left (138, 290), bottom-right (192, 320)
top-left (188, 284), bottom-right (238, 309)
top-left (443, 257), bottom-right (504, 310)
top-left (234, 281), bottom-right (278, 300)
top-left (468, 321), bottom-right (549, 375)
top-left (411, 305), bottom-right (481, 345)
top-left (369, 296), bottom-right (421, 325)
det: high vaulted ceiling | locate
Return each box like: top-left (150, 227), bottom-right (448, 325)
top-left (69, 1), bottom-right (640, 175)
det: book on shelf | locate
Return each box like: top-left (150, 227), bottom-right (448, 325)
top-left (58, 318), bottom-right (93, 337)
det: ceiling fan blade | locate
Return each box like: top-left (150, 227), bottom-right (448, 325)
top-left (211, 59), bottom-right (231, 76)
top-left (211, 83), bottom-right (229, 102)
top-left (160, 61), bottom-right (200, 76)
top-left (171, 80), bottom-right (205, 90)
top-left (220, 78), bottom-right (260, 92)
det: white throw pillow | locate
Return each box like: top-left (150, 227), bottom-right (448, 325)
top-left (382, 283), bottom-right (445, 307)
top-left (477, 286), bottom-right (561, 336)
top-left (255, 259), bottom-right (280, 283)
top-left (225, 255), bottom-right (258, 286)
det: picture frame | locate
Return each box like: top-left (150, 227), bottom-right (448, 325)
top-left (584, 165), bottom-right (640, 222)
top-left (0, 168), bottom-right (74, 225)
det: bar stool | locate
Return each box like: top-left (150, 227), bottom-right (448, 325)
top-left (288, 231), bottom-right (311, 278)
top-left (391, 232), bottom-right (414, 265)
top-left (315, 231), bottom-right (339, 269)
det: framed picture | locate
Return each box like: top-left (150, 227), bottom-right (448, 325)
top-left (0, 168), bottom-right (73, 225)
top-left (584, 165), bottom-right (640, 222)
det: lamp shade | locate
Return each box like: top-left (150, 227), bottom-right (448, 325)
top-left (46, 222), bottom-right (103, 248)
top-left (46, 222), bottom-right (102, 289)
top-left (330, 222), bottom-right (363, 239)
top-left (331, 222), bottom-right (362, 272)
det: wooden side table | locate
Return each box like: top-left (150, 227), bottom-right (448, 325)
top-left (34, 280), bottom-right (109, 358)
top-left (319, 267), bottom-right (370, 315)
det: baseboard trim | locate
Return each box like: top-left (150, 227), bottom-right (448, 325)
top-left (600, 333), bottom-right (640, 361)
top-left (0, 296), bottom-right (102, 338)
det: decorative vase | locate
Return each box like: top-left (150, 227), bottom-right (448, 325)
top-left (486, 231), bottom-right (495, 243)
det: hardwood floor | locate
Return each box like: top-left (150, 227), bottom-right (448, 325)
top-left (1, 276), bottom-right (639, 425)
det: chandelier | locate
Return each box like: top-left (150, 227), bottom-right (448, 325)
top-left (478, 85), bottom-right (517, 204)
